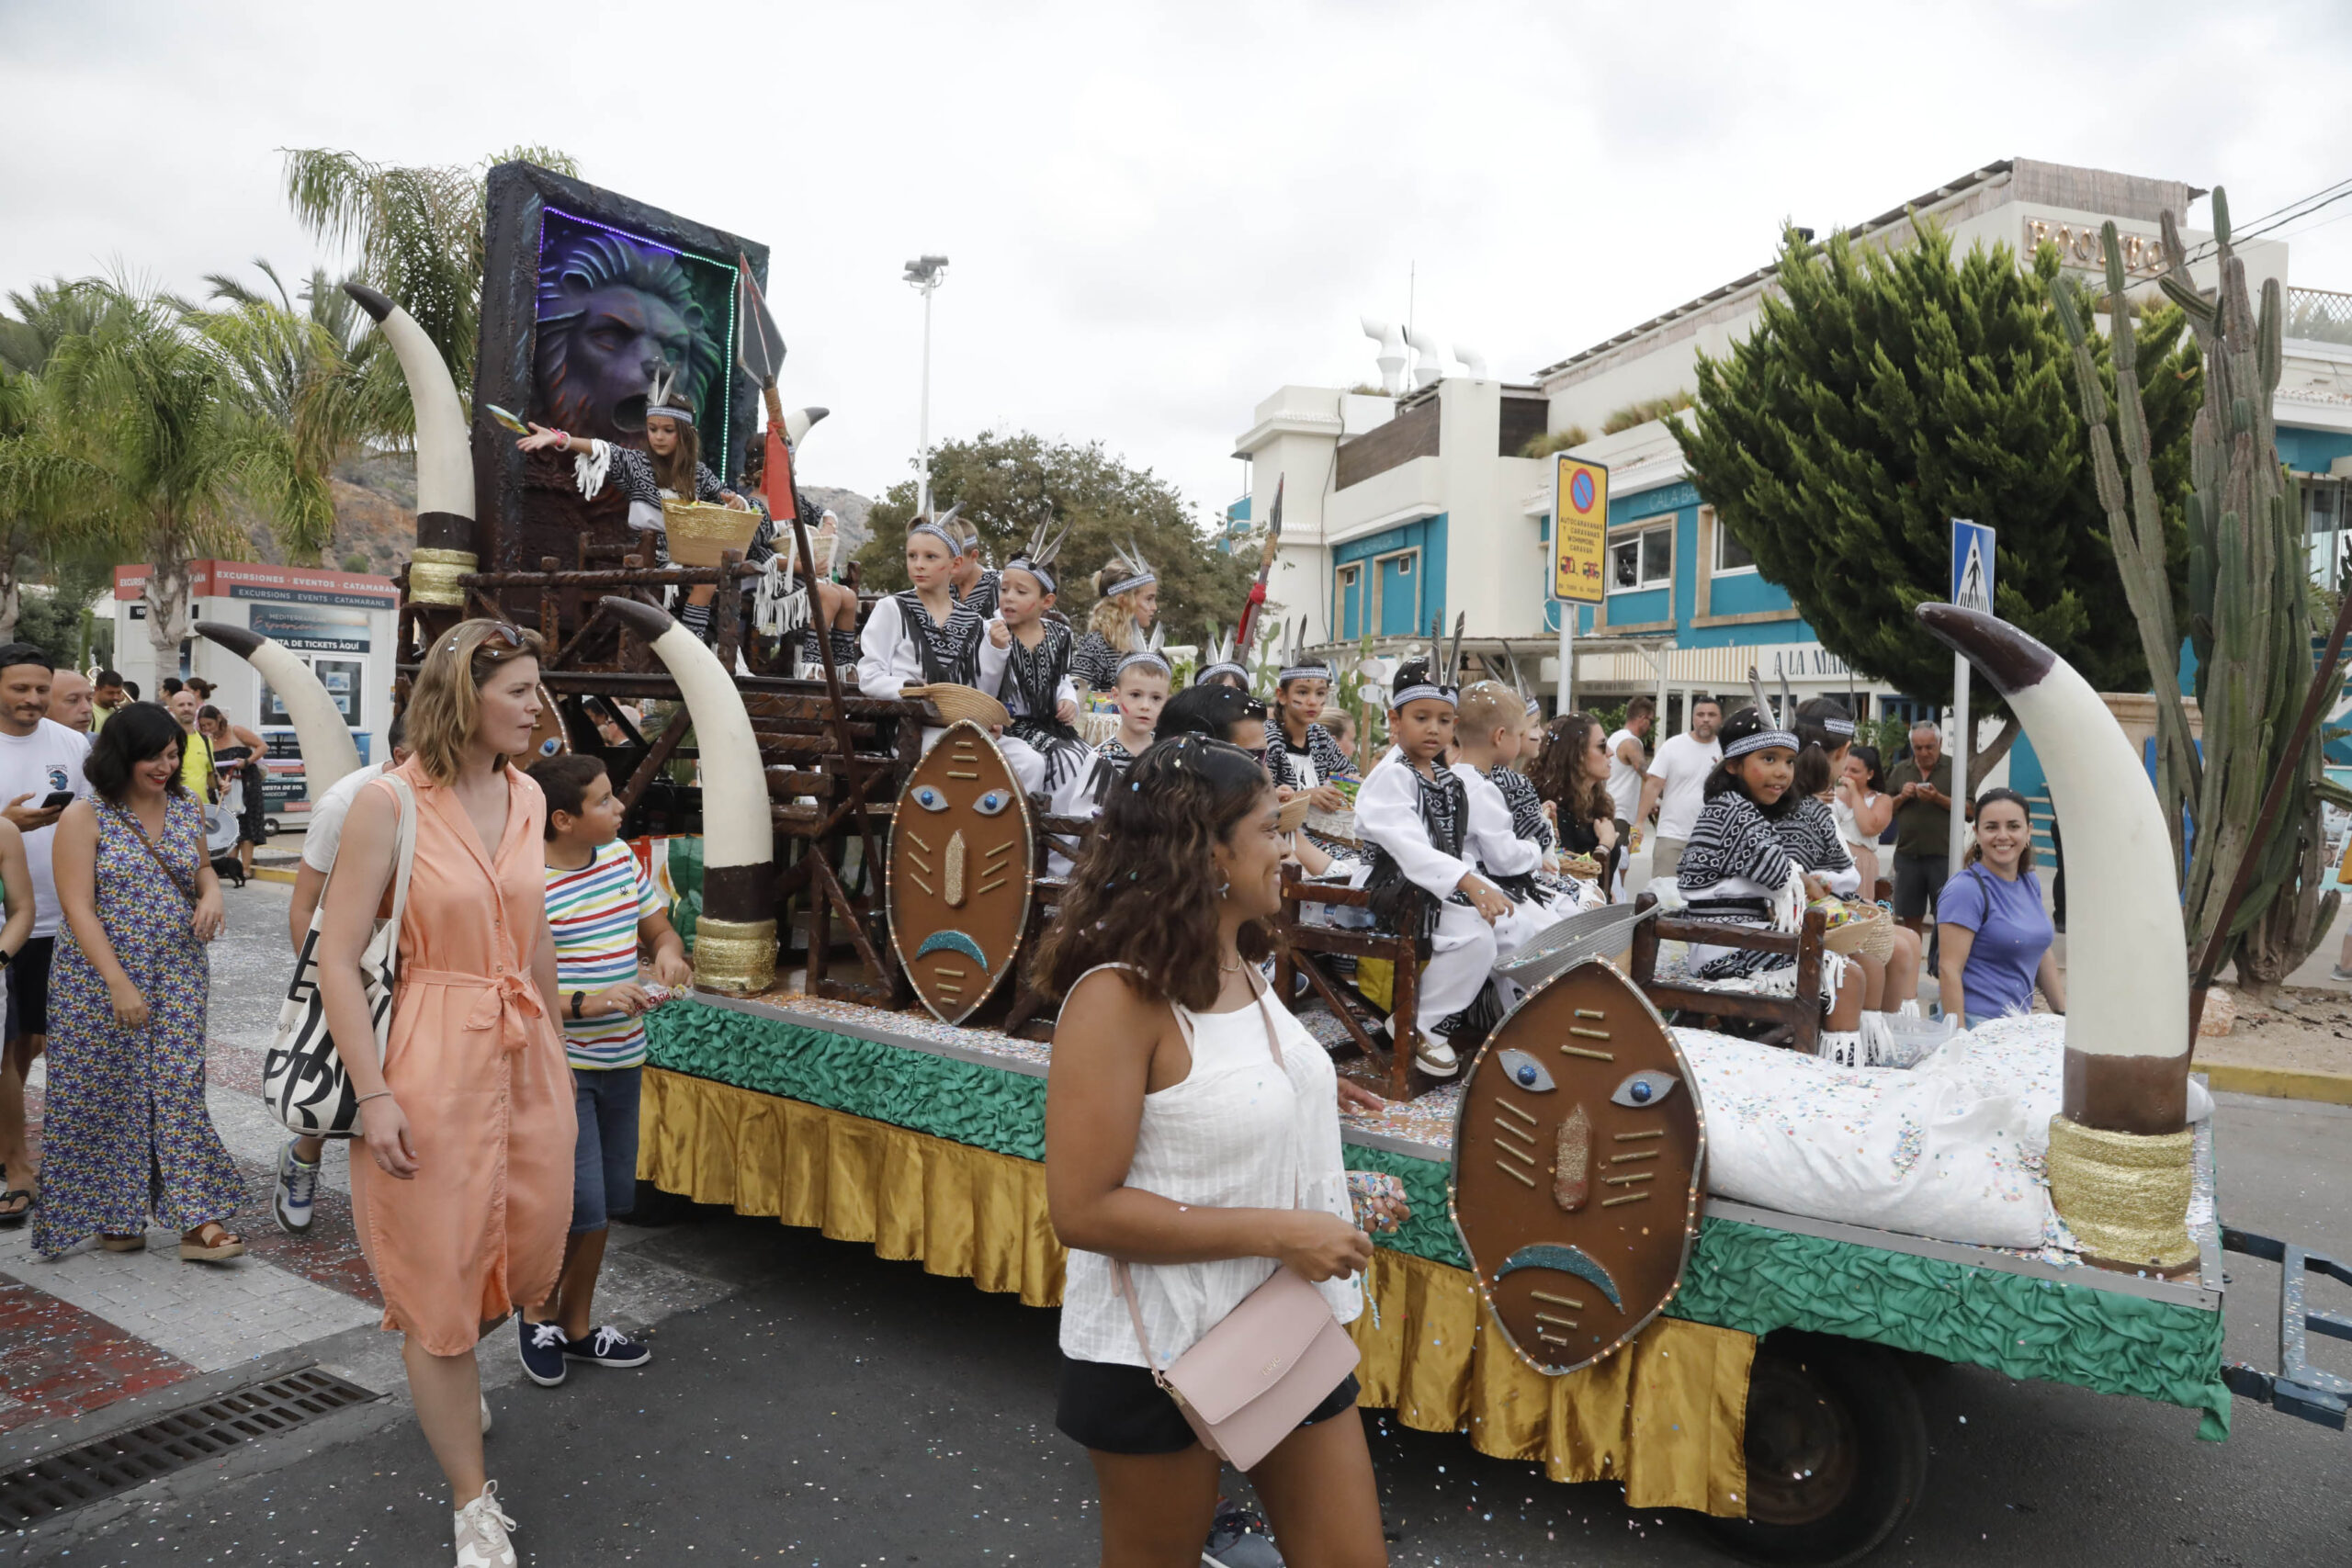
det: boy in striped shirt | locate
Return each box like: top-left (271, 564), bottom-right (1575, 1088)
top-left (516, 754), bottom-right (692, 1387)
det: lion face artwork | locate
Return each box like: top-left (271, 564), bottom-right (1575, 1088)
top-left (1449, 958), bottom-right (1704, 1377)
top-left (534, 228), bottom-right (719, 446)
top-left (887, 723), bottom-right (1035, 1025)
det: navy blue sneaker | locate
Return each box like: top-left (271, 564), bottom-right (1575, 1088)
top-left (562, 1325), bottom-right (651, 1369)
top-left (1204, 1501), bottom-right (1283, 1566)
top-left (517, 1316), bottom-right (569, 1386)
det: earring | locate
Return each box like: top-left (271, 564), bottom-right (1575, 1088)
top-left (1216, 877), bottom-right (1231, 900)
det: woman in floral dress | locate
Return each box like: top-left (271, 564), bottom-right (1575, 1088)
top-left (34, 702), bottom-right (240, 1261)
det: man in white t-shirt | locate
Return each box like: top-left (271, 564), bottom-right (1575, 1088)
top-left (272, 716), bottom-right (408, 1234)
top-left (1634, 694), bottom-right (1724, 882)
top-left (0, 646), bottom-right (91, 1226)
top-left (1605, 694), bottom-right (1654, 832)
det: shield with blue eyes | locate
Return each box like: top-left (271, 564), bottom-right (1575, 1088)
top-left (887, 721), bottom-right (1036, 1025)
top-left (1449, 956), bottom-right (1703, 1378)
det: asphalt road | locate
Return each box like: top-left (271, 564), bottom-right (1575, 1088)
top-left (10, 879), bottom-right (2347, 1567)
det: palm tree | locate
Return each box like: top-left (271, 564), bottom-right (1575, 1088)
top-left (279, 143), bottom-right (580, 420)
top-left (45, 280), bottom-right (327, 668)
top-left (0, 277), bottom-right (110, 377)
top-left (0, 280), bottom-right (123, 643)
top-left (184, 260), bottom-right (401, 560)
top-left (0, 369), bottom-right (113, 644)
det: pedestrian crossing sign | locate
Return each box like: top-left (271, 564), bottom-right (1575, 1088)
top-left (1951, 519), bottom-right (1996, 614)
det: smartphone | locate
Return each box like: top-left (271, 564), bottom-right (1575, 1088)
top-left (39, 791), bottom-right (73, 810)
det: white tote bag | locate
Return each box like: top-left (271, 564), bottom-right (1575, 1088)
top-left (262, 775), bottom-right (417, 1137)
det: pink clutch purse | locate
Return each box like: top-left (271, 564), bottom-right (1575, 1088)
top-left (1110, 983), bottom-right (1361, 1472)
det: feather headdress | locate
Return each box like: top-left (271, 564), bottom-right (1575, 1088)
top-left (1005, 507), bottom-right (1072, 594)
top-left (1276, 616), bottom-right (1330, 686)
top-left (1101, 537), bottom-right (1158, 599)
top-left (909, 501), bottom-right (964, 554)
top-left (646, 366), bottom-right (696, 426)
top-left (1195, 625), bottom-right (1246, 686)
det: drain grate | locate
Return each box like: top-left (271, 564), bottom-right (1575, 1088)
top-left (0, 1366), bottom-right (375, 1529)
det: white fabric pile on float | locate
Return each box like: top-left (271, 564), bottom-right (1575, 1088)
top-left (1675, 1013), bottom-right (2071, 1250)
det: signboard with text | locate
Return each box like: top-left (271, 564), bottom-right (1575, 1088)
top-left (1551, 456), bottom-right (1609, 604)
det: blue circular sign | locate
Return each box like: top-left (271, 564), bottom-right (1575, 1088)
top-left (1569, 470), bottom-right (1596, 513)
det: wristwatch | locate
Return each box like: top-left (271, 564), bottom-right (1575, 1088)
top-left (571, 990), bottom-right (586, 1020)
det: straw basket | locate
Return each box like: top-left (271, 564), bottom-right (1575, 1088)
top-left (906, 684), bottom-right (1012, 731)
top-left (662, 500), bottom-right (761, 568)
top-left (1277, 795), bottom-right (1314, 835)
top-left (1823, 898), bottom-right (1893, 960)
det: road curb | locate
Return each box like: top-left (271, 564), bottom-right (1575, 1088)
top-left (2199, 1062), bottom-right (2352, 1106)
top-left (252, 865), bottom-right (297, 885)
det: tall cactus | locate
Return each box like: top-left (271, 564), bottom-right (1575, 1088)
top-left (2052, 190), bottom-right (2341, 998)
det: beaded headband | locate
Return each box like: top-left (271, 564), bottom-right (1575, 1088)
top-left (1276, 662), bottom-right (1331, 684)
top-left (1004, 558), bottom-right (1056, 594)
top-left (1115, 649), bottom-right (1171, 681)
top-left (1723, 728), bottom-right (1799, 760)
top-left (1820, 716), bottom-right (1856, 737)
top-left (1195, 661), bottom-right (1248, 685)
top-left (1389, 682), bottom-right (1456, 710)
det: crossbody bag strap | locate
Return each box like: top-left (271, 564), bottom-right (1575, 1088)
top-left (123, 800), bottom-right (199, 907)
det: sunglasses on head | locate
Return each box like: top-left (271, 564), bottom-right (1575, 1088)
top-left (446, 623), bottom-right (528, 660)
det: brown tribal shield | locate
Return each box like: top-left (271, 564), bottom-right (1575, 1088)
top-left (888, 721), bottom-right (1035, 1025)
top-left (1449, 958), bottom-right (1704, 1377)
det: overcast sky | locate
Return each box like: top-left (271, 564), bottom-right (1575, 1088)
top-left (7, 1), bottom-right (2351, 523)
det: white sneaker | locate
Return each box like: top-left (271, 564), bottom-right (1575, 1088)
top-left (479, 1393), bottom-right (492, 1435)
top-left (273, 1142), bottom-right (319, 1234)
top-left (453, 1480), bottom-right (517, 1568)
top-left (1413, 1035), bottom-right (1460, 1077)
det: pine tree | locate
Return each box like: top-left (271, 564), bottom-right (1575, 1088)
top-left (1672, 220), bottom-right (2199, 786)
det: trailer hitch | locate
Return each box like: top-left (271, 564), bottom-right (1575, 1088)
top-left (2220, 1228), bottom-right (2351, 1430)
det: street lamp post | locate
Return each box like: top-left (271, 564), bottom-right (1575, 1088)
top-left (903, 254), bottom-right (949, 517)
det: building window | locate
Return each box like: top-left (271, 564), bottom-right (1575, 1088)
top-left (1610, 520), bottom-right (1673, 592)
top-left (1713, 520), bottom-right (1756, 574)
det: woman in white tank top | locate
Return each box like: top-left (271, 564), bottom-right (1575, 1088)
top-left (1038, 734), bottom-right (1401, 1564)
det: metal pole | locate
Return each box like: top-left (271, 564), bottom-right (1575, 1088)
top-left (916, 279), bottom-right (934, 519)
top-left (1555, 602), bottom-right (1574, 715)
top-left (1948, 650), bottom-right (1970, 879)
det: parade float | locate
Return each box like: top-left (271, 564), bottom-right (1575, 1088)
top-left (200, 164), bottom-right (2346, 1568)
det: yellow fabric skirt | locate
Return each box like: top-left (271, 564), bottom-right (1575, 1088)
top-left (639, 1066), bottom-right (1751, 1515)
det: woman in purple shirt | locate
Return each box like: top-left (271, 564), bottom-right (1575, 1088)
top-left (1938, 788), bottom-right (2066, 1028)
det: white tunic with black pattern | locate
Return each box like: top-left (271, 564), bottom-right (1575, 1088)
top-left (1676, 790), bottom-right (1808, 984)
top-left (1780, 795), bottom-right (1860, 897)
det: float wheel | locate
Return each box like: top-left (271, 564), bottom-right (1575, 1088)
top-left (1702, 1331), bottom-right (1928, 1567)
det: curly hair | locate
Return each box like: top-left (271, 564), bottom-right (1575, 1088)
top-left (1029, 735), bottom-right (1277, 1011)
top-left (85, 702), bottom-right (189, 802)
top-left (1087, 573), bottom-right (1148, 651)
top-left (1530, 712), bottom-right (1616, 829)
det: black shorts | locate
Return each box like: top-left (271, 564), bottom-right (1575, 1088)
top-left (1054, 1353), bottom-right (1361, 1456)
top-left (1892, 852), bottom-right (1951, 920)
top-left (5, 937), bottom-right (55, 1043)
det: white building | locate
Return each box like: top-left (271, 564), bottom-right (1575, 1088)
top-left (1231, 158), bottom-right (2352, 753)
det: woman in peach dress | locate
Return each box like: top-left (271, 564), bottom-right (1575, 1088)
top-left (318, 619), bottom-right (574, 1568)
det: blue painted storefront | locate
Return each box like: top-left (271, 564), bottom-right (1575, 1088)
top-left (1539, 480), bottom-right (1818, 650)
top-left (1334, 514), bottom-right (1450, 640)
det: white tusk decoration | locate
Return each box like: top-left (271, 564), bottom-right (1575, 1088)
top-left (195, 623), bottom-right (362, 794)
top-left (599, 598), bottom-right (767, 869)
top-left (342, 284), bottom-right (471, 524)
top-left (1917, 605), bottom-right (2187, 1075)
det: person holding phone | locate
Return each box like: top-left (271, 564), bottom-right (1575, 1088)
top-left (0, 644), bottom-right (89, 1228)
